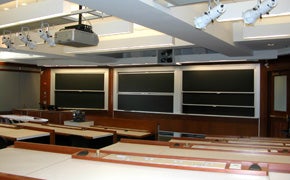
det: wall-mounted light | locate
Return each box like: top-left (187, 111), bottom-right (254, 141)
top-left (17, 27), bottom-right (36, 49)
top-left (2, 30), bottom-right (14, 49)
top-left (194, 0), bottom-right (226, 30)
top-left (242, 0), bottom-right (278, 25)
top-left (38, 23), bottom-right (55, 47)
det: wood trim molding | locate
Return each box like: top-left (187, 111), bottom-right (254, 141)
top-left (13, 141), bottom-right (94, 154)
top-left (0, 172), bottom-right (41, 180)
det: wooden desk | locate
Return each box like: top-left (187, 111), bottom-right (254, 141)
top-left (0, 126), bottom-right (49, 141)
top-left (89, 125), bottom-right (152, 139)
top-left (101, 139), bottom-right (290, 173)
top-left (170, 136), bottom-right (290, 148)
top-left (94, 118), bottom-right (158, 139)
top-left (0, 123), bottom-right (16, 128)
top-left (205, 135), bottom-right (290, 144)
top-left (0, 142), bottom-right (275, 180)
top-left (169, 138), bottom-right (290, 153)
top-left (32, 157), bottom-right (268, 180)
top-left (0, 147), bottom-right (70, 177)
top-left (18, 123), bottom-right (113, 139)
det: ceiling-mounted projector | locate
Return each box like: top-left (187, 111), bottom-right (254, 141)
top-left (54, 24), bottom-right (99, 47)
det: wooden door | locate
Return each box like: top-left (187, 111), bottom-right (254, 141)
top-left (269, 71), bottom-right (290, 137)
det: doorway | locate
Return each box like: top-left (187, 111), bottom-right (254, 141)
top-left (269, 70), bottom-right (290, 137)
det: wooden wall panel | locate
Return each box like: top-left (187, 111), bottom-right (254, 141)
top-left (269, 117), bottom-right (288, 137)
top-left (40, 68), bottom-right (51, 106)
top-left (26, 110), bottom-right (41, 117)
top-left (85, 111), bottom-right (258, 137)
top-left (260, 55), bottom-right (290, 137)
top-left (259, 63), bottom-right (269, 137)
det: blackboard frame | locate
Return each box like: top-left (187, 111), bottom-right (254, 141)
top-left (117, 71), bottom-right (175, 113)
top-left (182, 69), bottom-right (255, 117)
top-left (51, 69), bottom-right (108, 110)
top-left (55, 73), bottom-right (104, 90)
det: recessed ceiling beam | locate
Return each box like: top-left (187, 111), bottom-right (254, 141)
top-left (68, 0), bottom-right (252, 57)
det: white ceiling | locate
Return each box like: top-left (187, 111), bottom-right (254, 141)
top-left (0, 0), bottom-right (290, 66)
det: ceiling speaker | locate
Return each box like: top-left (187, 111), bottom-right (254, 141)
top-left (158, 49), bottom-right (174, 64)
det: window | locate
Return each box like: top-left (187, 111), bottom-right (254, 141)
top-left (274, 75), bottom-right (287, 112)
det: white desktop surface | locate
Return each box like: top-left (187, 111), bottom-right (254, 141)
top-left (91, 125), bottom-right (152, 138)
top-left (0, 148), bottom-right (70, 176)
top-left (269, 172), bottom-right (290, 180)
top-left (29, 158), bottom-right (269, 180)
top-left (0, 146), bottom-right (289, 180)
top-left (0, 127), bottom-right (49, 140)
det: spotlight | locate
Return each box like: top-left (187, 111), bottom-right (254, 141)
top-left (242, 0), bottom-right (278, 25)
top-left (38, 23), bottom-right (55, 47)
top-left (2, 36), bottom-right (14, 49)
top-left (18, 33), bottom-right (36, 49)
top-left (2, 31), bottom-right (14, 49)
top-left (38, 29), bottom-right (55, 47)
top-left (194, 3), bottom-right (226, 29)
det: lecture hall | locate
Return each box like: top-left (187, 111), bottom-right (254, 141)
top-left (1, 0), bottom-right (290, 179)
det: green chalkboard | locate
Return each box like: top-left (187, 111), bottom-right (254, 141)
top-left (118, 94), bottom-right (173, 113)
top-left (117, 72), bottom-right (174, 113)
top-left (55, 91), bottom-right (104, 109)
top-left (183, 70), bottom-right (254, 92)
top-left (118, 73), bottom-right (174, 92)
top-left (182, 69), bottom-right (255, 117)
top-left (54, 73), bottom-right (105, 109)
top-left (55, 74), bottom-right (104, 90)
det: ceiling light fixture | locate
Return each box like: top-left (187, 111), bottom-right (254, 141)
top-left (194, 0), bottom-right (226, 30)
top-left (242, 0), bottom-right (278, 25)
top-left (17, 27), bottom-right (36, 49)
top-left (1, 30), bottom-right (14, 49)
top-left (38, 23), bottom-right (56, 47)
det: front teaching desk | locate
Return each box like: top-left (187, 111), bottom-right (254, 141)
top-left (1, 141), bottom-right (286, 180)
